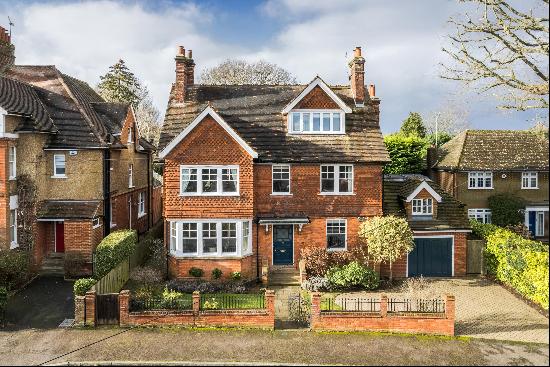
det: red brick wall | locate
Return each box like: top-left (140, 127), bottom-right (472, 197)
top-left (296, 86), bottom-right (340, 109)
top-left (111, 188), bottom-right (149, 234)
top-left (152, 186), bottom-right (163, 225)
top-left (0, 140), bottom-right (10, 249)
top-left (168, 254), bottom-right (255, 280)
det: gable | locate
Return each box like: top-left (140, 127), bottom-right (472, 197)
top-left (405, 181), bottom-right (442, 203)
top-left (296, 86), bottom-right (340, 109)
top-left (282, 76), bottom-right (352, 114)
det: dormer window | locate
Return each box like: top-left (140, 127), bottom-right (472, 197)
top-left (288, 110), bottom-right (345, 134)
top-left (412, 198), bottom-right (433, 215)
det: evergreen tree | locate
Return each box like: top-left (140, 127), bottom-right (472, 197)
top-left (400, 112), bottom-right (427, 138)
top-left (97, 59), bottom-right (143, 109)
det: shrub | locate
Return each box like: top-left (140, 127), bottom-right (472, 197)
top-left (64, 252), bottom-right (90, 279)
top-left (383, 133), bottom-right (428, 174)
top-left (212, 268), bottom-right (223, 279)
top-left (326, 261), bottom-right (380, 290)
top-left (0, 286), bottom-right (7, 325)
top-left (189, 267), bottom-right (204, 278)
top-left (130, 266), bottom-right (163, 284)
top-left (0, 250), bottom-right (31, 290)
top-left (301, 277), bottom-right (332, 292)
top-left (94, 230), bottom-right (137, 278)
top-left (166, 279), bottom-right (250, 294)
top-left (73, 278), bottom-right (97, 296)
top-left (301, 247), bottom-right (366, 278)
top-left (231, 271), bottom-right (241, 280)
top-left (487, 193), bottom-right (526, 227)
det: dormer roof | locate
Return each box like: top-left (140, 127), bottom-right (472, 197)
top-left (281, 76), bottom-right (352, 114)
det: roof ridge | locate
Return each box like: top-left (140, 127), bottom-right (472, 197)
top-left (457, 130), bottom-right (469, 169)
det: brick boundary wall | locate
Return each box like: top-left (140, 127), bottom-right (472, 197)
top-left (119, 289), bottom-right (275, 330)
top-left (74, 290), bottom-right (97, 327)
top-left (310, 293), bottom-right (455, 336)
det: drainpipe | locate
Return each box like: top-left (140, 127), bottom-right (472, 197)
top-left (255, 218), bottom-right (260, 280)
top-left (147, 152), bottom-right (152, 231)
top-left (103, 149), bottom-right (111, 237)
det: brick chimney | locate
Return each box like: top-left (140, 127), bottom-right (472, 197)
top-left (174, 46), bottom-right (195, 103)
top-left (348, 46), bottom-right (365, 105)
top-left (0, 26), bottom-right (15, 72)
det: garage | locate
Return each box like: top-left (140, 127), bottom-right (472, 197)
top-left (408, 237), bottom-right (453, 277)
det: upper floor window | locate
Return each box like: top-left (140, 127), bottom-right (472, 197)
top-left (180, 165), bottom-right (239, 196)
top-left (412, 198), bottom-right (433, 215)
top-left (128, 164), bottom-right (134, 188)
top-left (92, 217), bottom-right (101, 228)
top-left (522, 172), bottom-right (538, 189)
top-left (468, 208), bottom-right (492, 224)
top-left (468, 171), bottom-right (492, 189)
top-left (53, 154), bottom-right (66, 178)
top-left (138, 191), bottom-right (146, 217)
top-left (10, 209), bottom-right (18, 248)
top-left (8, 146), bottom-right (16, 180)
top-left (289, 110), bottom-right (344, 134)
top-left (128, 126), bottom-right (134, 143)
top-left (272, 165), bottom-right (290, 194)
top-left (327, 219), bottom-right (346, 250)
top-left (321, 165), bottom-right (353, 194)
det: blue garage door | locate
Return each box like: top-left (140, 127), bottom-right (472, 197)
top-left (408, 237), bottom-right (452, 277)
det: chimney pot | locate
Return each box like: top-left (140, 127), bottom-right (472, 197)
top-left (178, 46), bottom-right (185, 56)
top-left (354, 46), bottom-right (362, 57)
top-left (188, 49), bottom-right (192, 59)
top-left (368, 84), bottom-right (376, 97)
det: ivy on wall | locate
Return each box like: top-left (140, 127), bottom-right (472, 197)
top-left (15, 174), bottom-right (38, 252)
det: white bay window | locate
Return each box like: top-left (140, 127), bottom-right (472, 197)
top-left (180, 165), bottom-right (239, 196)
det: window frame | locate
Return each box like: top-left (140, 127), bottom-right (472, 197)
top-left (92, 217), bottom-right (101, 229)
top-left (127, 126), bottom-right (133, 143)
top-left (468, 208), bottom-right (492, 224)
top-left (320, 164), bottom-right (354, 195)
top-left (288, 109), bottom-right (346, 134)
top-left (9, 209), bottom-right (17, 248)
top-left (468, 171), bottom-right (493, 189)
top-left (110, 200), bottom-right (116, 228)
top-left (521, 171), bottom-right (538, 189)
top-left (326, 218), bottom-right (347, 251)
top-left (411, 198), bottom-right (433, 215)
top-left (179, 165), bottom-right (240, 196)
top-left (128, 164), bottom-right (134, 188)
top-left (53, 154), bottom-right (67, 178)
top-left (271, 164), bottom-right (291, 195)
top-left (8, 145), bottom-right (16, 180)
top-left (535, 211), bottom-right (545, 237)
top-left (138, 191), bottom-right (146, 217)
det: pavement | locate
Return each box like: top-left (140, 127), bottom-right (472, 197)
top-left (272, 285), bottom-right (304, 329)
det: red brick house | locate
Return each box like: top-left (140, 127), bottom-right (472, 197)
top-left (0, 27), bottom-right (156, 276)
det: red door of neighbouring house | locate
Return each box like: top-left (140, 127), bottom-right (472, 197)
top-left (55, 222), bottom-right (65, 253)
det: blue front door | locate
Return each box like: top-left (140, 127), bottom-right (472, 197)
top-left (273, 225), bottom-right (293, 265)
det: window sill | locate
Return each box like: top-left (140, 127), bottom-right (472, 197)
top-left (110, 223), bottom-right (117, 229)
top-left (318, 192), bottom-right (355, 196)
top-left (8, 177), bottom-right (16, 181)
top-left (179, 193), bottom-right (240, 197)
top-left (271, 193), bottom-right (293, 196)
top-left (92, 225), bottom-right (102, 229)
top-left (129, 185), bottom-right (135, 189)
top-left (138, 212), bottom-right (147, 219)
top-left (51, 175), bottom-right (67, 179)
top-left (327, 247), bottom-right (347, 252)
top-left (169, 252), bottom-right (253, 260)
top-left (521, 187), bottom-right (539, 190)
top-left (467, 187), bottom-right (493, 190)
top-left (10, 241), bottom-right (19, 249)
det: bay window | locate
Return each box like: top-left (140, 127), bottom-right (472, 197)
top-left (288, 110), bottom-right (345, 134)
top-left (222, 223), bottom-right (237, 253)
top-left (321, 165), bottom-right (353, 194)
top-left (181, 223), bottom-right (198, 253)
top-left (180, 165), bottom-right (239, 196)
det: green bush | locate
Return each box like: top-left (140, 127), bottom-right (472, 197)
top-left (326, 261), bottom-right (380, 290)
top-left (212, 268), bottom-right (222, 279)
top-left (487, 193), bottom-right (526, 227)
top-left (231, 271), bottom-right (242, 280)
top-left (474, 220), bottom-right (549, 310)
top-left (189, 267), bottom-right (204, 277)
top-left (0, 250), bottom-right (31, 290)
top-left (94, 230), bottom-right (137, 278)
top-left (0, 286), bottom-right (7, 326)
top-left (383, 134), bottom-right (429, 174)
top-left (74, 278), bottom-right (97, 296)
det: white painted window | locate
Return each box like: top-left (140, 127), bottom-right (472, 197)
top-left (169, 220), bottom-right (252, 257)
top-left (8, 146), bottom-right (16, 179)
top-left (92, 217), bottom-right (101, 228)
top-left (128, 164), bottom-right (134, 188)
top-left (128, 126), bottom-right (133, 143)
top-left (412, 198), bottom-right (433, 215)
top-left (180, 165), bottom-right (239, 196)
top-left (138, 192), bottom-right (146, 217)
top-left (288, 110), bottom-right (345, 134)
top-left (536, 211), bottom-right (545, 237)
top-left (320, 165), bottom-right (353, 194)
top-left (468, 171), bottom-right (493, 189)
top-left (468, 209), bottom-right (492, 224)
top-left (53, 154), bottom-right (66, 177)
top-left (272, 165), bottom-right (290, 194)
top-left (522, 172), bottom-right (538, 189)
top-left (110, 200), bottom-right (116, 228)
top-left (9, 209), bottom-right (17, 248)
top-left (327, 219), bottom-right (346, 250)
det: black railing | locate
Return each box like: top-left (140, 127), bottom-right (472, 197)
top-left (321, 297), bottom-right (380, 312)
top-left (130, 296), bottom-right (193, 312)
top-left (200, 293), bottom-right (265, 310)
top-left (388, 298), bottom-right (445, 313)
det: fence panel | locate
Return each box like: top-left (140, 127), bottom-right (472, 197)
top-left (200, 293), bottom-right (265, 310)
top-left (94, 258), bottom-right (130, 295)
top-left (321, 297), bottom-right (380, 312)
top-left (467, 240), bottom-right (485, 274)
top-left (388, 298), bottom-right (445, 313)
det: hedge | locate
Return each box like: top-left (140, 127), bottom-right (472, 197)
top-left (0, 250), bottom-right (32, 290)
top-left (74, 278), bottom-right (97, 296)
top-left (471, 220), bottom-right (549, 310)
top-left (94, 229), bottom-right (137, 279)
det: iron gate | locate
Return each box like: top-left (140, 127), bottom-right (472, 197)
top-left (287, 292), bottom-right (310, 327)
top-left (96, 293), bottom-right (119, 325)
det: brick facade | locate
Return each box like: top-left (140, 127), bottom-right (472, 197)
top-left (296, 86), bottom-right (339, 109)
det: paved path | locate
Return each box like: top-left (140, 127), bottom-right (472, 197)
top-left (272, 285), bottom-right (302, 329)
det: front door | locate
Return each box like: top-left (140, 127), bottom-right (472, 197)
top-left (273, 225), bottom-right (293, 265)
top-left (55, 221), bottom-right (65, 253)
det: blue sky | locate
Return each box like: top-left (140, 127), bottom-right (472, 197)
top-left (1, 0), bottom-right (546, 133)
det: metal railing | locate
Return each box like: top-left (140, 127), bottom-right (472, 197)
top-left (321, 297), bottom-right (380, 312)
top-left (130, 296), bottom-right (193, 312)
top-left (200, 293), bottom-right (265, 310)
top-left (388, 298), bottom-right (445, 313)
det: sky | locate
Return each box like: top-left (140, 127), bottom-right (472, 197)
top-left (0, 0), bottom-right (546, 133)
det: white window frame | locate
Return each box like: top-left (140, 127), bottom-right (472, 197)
top-left (468, 171), bottom-right (493, 189)
top-left (128, 164), bottom-right (134, 188)
top-left (92, 217), bottom-right (101, 229)
top-left (168, 219), bottom-right (253, 258)
top-left (326, 219), bottom-right (347, 251)
top-left (536, 211), bottom-right (545, 237)
top-left (8, 146), bottom-right (16, 180)
top-left (128, 126), bottom-right (133, 143)
top-left (138, 191), bottom-right (146, 218)
top-left (320, 164), bottom-right (354, 195)
top-left (288, 109), bottom-right (345, 134)
top-left (53, 154), bottom-right (67, 178)
top-left (468, 208), bottom-right (492, 224)
top-left (110, 200), bottom-right (116, 228)
top-left (272, 164), bottom-right (291, 195)
top-left (9, 209), bottom-right (17, 249)
top-left (521, 172), bottom-right (538, 189)
top-left (412, 198), bottom-right (433, 215)
top-left (179, 165), bottom-right (239, 196)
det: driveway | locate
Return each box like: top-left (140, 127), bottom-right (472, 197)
top-left (4, 276), bottom-right (74, 329)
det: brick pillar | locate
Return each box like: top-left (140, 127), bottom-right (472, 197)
top-left (445, 294), bottom-right (456, 336)
top-left (74, 296), bottom-right (86, 326)
top-left (84, 290), bottom-right (96, 327)
top-left (261, 258), bottom-right (269, 285)
top-left (311, 292), bottom-right (321, 329)
top-left (298, 259), bottom-right (307, 284)
top-left (380, 294), bottom-right (388, 318)
top-left (119, 290), bottom-right (130, 327)
top-left (265, 289), bottom-right (275, 330)
top-left (192, 291), bottom-right (200, 316)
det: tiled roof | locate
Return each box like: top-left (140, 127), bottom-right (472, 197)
top-left (36, 200), bottom-right (102, 219)
top-left (383, 174), bottom-right (470, 231)
top-left (160, 83), bottom-right (389, 163)
top-left (435, 130), bottom-right (549, 171)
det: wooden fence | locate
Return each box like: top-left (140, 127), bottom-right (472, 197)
top-left (93, 257), bottom-right (130, 294)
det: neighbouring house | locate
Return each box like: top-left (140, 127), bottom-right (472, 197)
top-left (383, 174), bottom-right (470, 277)
top-left (428, 130), bottom-right (549, 241)
top-left (0, 26), bottom-right (156, 276)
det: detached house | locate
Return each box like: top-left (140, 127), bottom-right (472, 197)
top-left (0, 27), bottom-right (156, 276)
top-left (428, 130), bottom-right (549, 241)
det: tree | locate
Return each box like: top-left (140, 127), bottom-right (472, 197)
top-left (400, 112), bottom-right (427, 138)
top-left (383, 134), bottom-right (429, 174)
top-left (199, 59), bottom-right (297, 85)
top-left (423, 99), bottom-right (471, 136)
top-left (487, 193), bottom-right (526, 227)
top-left (441, 0), bottom-right (549, 111)
top-left (358, 216), bottom-right (414, 281)
top-left (134, 87), bottom-right (162, 144)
